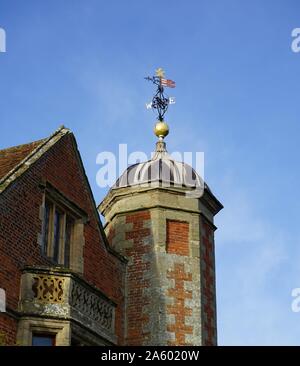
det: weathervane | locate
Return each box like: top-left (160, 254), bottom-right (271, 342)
top-left (145, 68), bottom-right (176, 141)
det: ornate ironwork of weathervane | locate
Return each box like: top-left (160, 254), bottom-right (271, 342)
top-left (145, 68), bottom-right (176, 122)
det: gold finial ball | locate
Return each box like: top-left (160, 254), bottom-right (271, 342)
top-left (154, 120), bottom-right (169, 139)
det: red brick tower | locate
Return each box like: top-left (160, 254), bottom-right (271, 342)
top-left (99, 138), bottom-right (223, 346)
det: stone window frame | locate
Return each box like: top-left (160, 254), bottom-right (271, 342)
top-left (32, 331), bottom-right (56, 346)
top-left (29, 324), bottom-right (59, 346)
top-left (17, 318), bottom-right (70, 346)
top-left (42, 197), bottom-right (76, 266)
top-left (38, 182), bottom-right (88, 274)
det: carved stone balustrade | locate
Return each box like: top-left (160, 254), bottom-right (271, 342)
top-left (19, 266), bottom-right (116, 344)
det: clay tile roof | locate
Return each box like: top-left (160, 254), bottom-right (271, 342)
top-left (0, 138), bottom-right (46, 180)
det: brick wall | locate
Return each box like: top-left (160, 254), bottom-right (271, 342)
top-left (0, 313), bottom-right (17, 345)
top-left (124, 210), bottom-right (151, 346)
top-left (166, 263), bottom-right (193, 345)
top-left (101, 188), bottom-right (220, 346)
top-left (200, 218), bottom-right (217, 345)
top-left (0, 133), bottom-right (125, 344)
top-left (166, 219), bottom-right (189, 256)
top-left (165, 219), bottom-right (194, 345)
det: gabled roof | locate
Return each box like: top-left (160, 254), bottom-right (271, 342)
top-left (0, 139), bottom-right (47, 180)
top-left (0, 126), bottom-right (70, 194)
top-left (0, 125), bottom-right (126, 262)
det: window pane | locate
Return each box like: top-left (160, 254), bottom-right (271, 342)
top-left (42, 201), bottom-right (50, 255)
top-left (32, 334), bottom-right (55, 346)
top-left (64, 216), bottom-right (73, 267)
top-left (53, 210), bottom-right (61, 263)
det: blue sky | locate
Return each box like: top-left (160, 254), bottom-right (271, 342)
top-left (1, 0), bottom-right (300, 345)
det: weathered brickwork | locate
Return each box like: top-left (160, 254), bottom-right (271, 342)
top-left (100, 183), bottom-right (222, 346)
top-left (166, 263), bottom-right (193, 345)
top-left (107, 227), bottom-right (116, 246)
top-left (164, 219), bottom-right (194, 345)
top-left (200, 218), bottom-right (217, 346)
top-left (0, 131), bottom-right (125, 345)
top-left (0, 313), bottom-right (17, 345)
top-left (124, 211), bottom-right (152, 346)
top-left (166, 220), bottom-right (189, 256)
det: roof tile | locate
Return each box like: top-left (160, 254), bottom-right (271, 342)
top-left (0, 139), bottom-right (46, 180)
